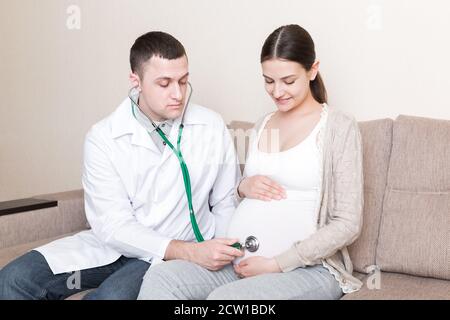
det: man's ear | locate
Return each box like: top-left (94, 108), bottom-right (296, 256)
top-left (129, 72), bottom-right (141, 91)
top-left (310, 60), bottom-right (320, 81)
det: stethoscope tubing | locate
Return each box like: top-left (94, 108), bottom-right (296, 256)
top-left (128, 84), bottom-right (258, 252)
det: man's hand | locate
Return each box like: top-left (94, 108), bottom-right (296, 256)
top-left (165, 238), bottom-right (244, 271)
top-left (238, 175), bottom-right (286, 201)
top-left (233, 256), bottom-right (281, 278)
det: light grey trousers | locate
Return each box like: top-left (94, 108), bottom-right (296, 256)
top-left (137, 260), bottom-right (343, 300)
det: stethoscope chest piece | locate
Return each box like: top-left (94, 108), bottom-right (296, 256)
top-left (244, 235), bottom-right (259, 252)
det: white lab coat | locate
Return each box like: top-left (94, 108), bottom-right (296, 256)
top-left (35, 98), bottom-right (241, 274)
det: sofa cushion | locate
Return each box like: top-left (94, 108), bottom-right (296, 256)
top-left (348, 119), bottom-right (393, 273)
top-left (376, 115), bottom-right (450, 280)
top-left (341, 272), bottom-right (450, 300)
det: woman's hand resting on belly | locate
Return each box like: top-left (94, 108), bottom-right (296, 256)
top-left (233, 256), bottom-right (282, 278)
top-left (238, 175), bottom-right (287, 201)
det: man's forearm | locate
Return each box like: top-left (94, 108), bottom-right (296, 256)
top-left (164, 239), bottom-right (193, 261)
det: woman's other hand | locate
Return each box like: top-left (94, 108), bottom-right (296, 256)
top-left (237, 175), bottom-right (286, 201)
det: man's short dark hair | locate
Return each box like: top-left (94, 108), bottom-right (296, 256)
top-left (130, 31), bottom-right (186, 78)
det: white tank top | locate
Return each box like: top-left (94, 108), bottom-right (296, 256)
top-left (227, 104), bottom-right (328, 263)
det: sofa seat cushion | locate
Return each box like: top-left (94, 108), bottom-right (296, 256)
top-left (342, 272), bottom-right (450, 300)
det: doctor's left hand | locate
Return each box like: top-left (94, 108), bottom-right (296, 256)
top-left (233, 256), bottom-right (281, 278)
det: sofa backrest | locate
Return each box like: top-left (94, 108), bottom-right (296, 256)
top-left (0, 190), bottom-right (87, 250)
top-left (375, 115), bottom-right (450, 280)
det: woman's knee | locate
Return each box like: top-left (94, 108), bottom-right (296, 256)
top-left (138, 260), bottom-right (192, 299)
top-left (206, 286), bottom-right (231, 300)
top-left (139, 260), bottom-right (216, 300)
top-left (143, 260), bottom-right (192, 284)
top-left (207, 282), bottom-right (242, 300)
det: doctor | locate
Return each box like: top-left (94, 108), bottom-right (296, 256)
top-left (0, 31), bottom-right (243, 300)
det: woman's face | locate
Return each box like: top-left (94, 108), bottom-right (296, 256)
top-left (261, 58), bottom-right (318, 112)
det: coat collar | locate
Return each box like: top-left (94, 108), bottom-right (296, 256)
top-left (111, 97), bottom-right (207, 152)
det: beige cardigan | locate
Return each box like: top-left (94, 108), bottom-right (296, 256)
top-left (247, 105), bottom-right (364, 292)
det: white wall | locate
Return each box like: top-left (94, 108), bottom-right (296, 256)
top-left (1, 0), bottom-right (449, 201)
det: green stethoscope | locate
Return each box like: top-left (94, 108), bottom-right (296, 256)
top-left (128, 82), bottom-right (204, 243)
top-left (128, 83), bottom-right (257, 252)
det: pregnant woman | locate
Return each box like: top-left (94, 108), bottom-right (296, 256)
top-left (138, 24), bottom-right (364, 300)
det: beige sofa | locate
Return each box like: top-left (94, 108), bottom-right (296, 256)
top-left (0, 114), bottom-right (448, 299)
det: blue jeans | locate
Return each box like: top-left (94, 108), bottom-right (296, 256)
top-left (0, 250), bottom-right (150, 300)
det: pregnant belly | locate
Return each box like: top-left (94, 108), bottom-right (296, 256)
top-left (227, 189), bottom-right (319, 264)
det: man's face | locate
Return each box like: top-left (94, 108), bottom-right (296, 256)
top-left (133, 55), bottom-right (189, 121)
